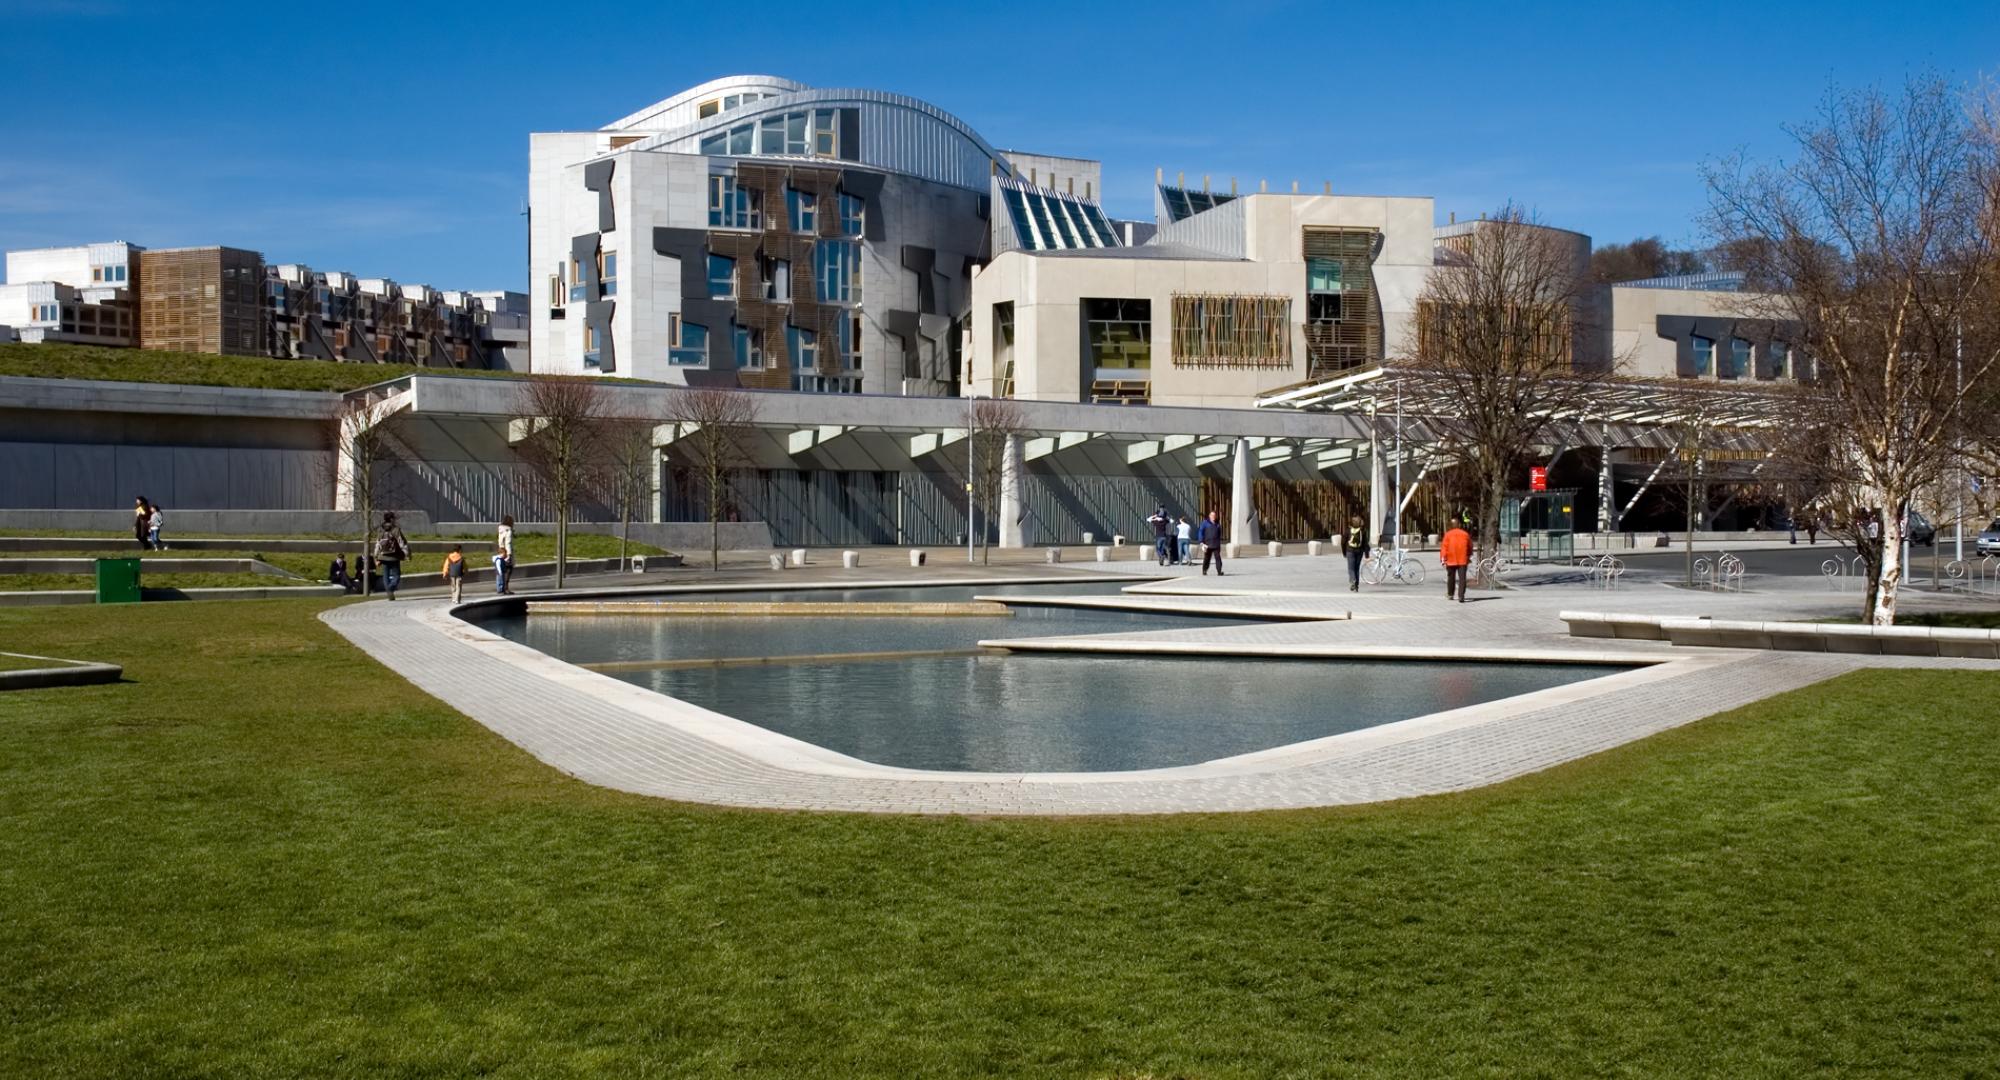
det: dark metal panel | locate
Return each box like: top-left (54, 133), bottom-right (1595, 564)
top-left (585, 300), bottom-right (617, 373)
top-left (837, 108), bottom-right (860, 163)
top-left (583, 158), bottom-right (616, 233)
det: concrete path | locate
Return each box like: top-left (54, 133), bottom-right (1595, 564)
top-left (321, 557), bottom-right (2000, 816)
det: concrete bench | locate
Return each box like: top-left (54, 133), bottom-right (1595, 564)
top-left (1557, 611), bottom-right (1677, 641)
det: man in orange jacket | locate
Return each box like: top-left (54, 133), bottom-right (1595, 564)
top-left (1440, 516), bottom-right (1473, 603)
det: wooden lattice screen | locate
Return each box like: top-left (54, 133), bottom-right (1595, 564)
top-left (1169, 293), bottom-right (1293, 367)
top-left (1302, 226), bottom-right (1382, 379)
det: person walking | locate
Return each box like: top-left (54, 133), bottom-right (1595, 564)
top-left (1341, 514), bottom-right (1369, 593)
top-left (494, 515), bottom-right (515, 595)
top-left (1440, 515), bottom-right (1473, 603)
top-left (440, 544), bottom-right (466, 604)
top-left (1147, 505), bottom-right (1172, 566)
top-left (1176, 516), bottom-right (1193, 566)
top-left (133, 496), bottom-right (152, 550)
top-left (375, 511), bottom-right (410, 600)
top-left (1198, 510), bottom-right (1226, 576)
top-left (146, 502), bottom-right (166, 550)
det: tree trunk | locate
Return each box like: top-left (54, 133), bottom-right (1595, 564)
top-left (359, 494), bottom-right (372, 597)
top-left (709, 464), bottom-right (721, 572)
top-left (1476, 464), bottom-right (1506, 584)
top-left (619, 499), bottom-right (630, 566)
top-left (555, 499), bottom-right (568, 590)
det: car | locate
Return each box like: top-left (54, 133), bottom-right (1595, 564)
top-left (1978, 519), bottom-right (2000, 558)
top-left (1906, 509), bottom-right (1937, 546)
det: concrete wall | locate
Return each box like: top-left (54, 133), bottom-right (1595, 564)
top-left (436, 520), bottom-right (772, 551)
top-left (970, 193), bottom-right (1434, 408)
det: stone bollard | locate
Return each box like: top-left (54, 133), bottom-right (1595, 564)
top-left (1224, 542), bottom-right (1241, 560)
top-left (1081, 531), bottom-right (1095, 544)
top-left (1267, 541), bottom-right (1283, 558)
top-left (1045, 547), bottom-right (1062, 564)
top-left (767, 553), bottom-right (785, 571)
top-left (1308, 540), bottom-right (1324, 557)
top-left (841, 551), bottom-right (859, 569)
top-left (630, 556), bottom-right (648, 573)
top-left (1095, 546), bottom-right (1110, 562)
top-left (1137, 546), bottom-right (1152, 562)
top-left (790, 548), bottom-right (808, 567)
top-left (1113, 534), bottom-right (1126, 547)
top-left (909, 549), bottom-right (927, 566)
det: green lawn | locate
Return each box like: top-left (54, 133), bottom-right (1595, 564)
top-left (1894, 609), bottom-right (2000, 629)
top-left (0, 341), bottom-right (647, 393)
top-left (0, 652), bottom-right (73, 672)
top-left (1, 600), bottom-right (1995, 1077)
top-left (0, 572), bottom-right (320, 591)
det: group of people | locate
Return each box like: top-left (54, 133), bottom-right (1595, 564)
top-left (1145, 506), bottom-right (1230, 575)
top-left (131, 496), bottom-right (166, 550)
top-left (324, 513), bottom-right (518, 601)
top-left (1340, 512), bottom-right (1477, 601)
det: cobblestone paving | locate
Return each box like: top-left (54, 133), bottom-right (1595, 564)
top-left (322, 556), bottom-right (2000, 815)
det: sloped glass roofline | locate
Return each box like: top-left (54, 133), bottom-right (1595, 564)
top-left (1157, 184), bottom-right (1238, 224)
top-left (997, 178), bottom-right (1121, 251)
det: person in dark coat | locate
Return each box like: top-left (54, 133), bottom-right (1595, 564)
top-left (1198, 510), bottom-right (1226, 576)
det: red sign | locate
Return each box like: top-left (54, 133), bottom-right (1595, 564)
top-left (1529, 466), bottom-right (1549, 492)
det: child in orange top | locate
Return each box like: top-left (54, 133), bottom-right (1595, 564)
top-left (441, 545), bottom-right (466, 603)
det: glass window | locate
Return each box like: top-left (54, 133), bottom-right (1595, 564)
top-left (1769, 342), bottom-right (1790, 380)
top-left (600, 251), bottom-right (617, 298)
top-left (699, 132), bottom-right (725, 156)
top-left (707, 254), bottom-right (736, 299)
top-left (1084, 298), bottom-right (1152, 372)
top-left (733, 324), bottom-right (764, 369)
top-left (766, 258), bottom-right (790, 301)
top-left (723, 94), bottom-right (740, 110)
top-left (759, 115), bottom-right (784, 155)
top-left (813, 109), bottom-right (837, 156)
top-left (708, 175), bottom-right (759, 229)
top-left (815, 240), bottom-right (860, 303)
top-left (1726, 337), bottom-right (1750, 380)
top-left (728, 125), bottom-right (752, 156)
top-left (839, 313), bottom-right (862, 368)
top-left (670, 316), bottom-right (708, 366)
top-left (785, 112), bottom-right (808, 155)
top-left (838, 192), bottom-right (864, 237)
top-left (1690, 335), bottom-right (1714, 377)
top-left (698, 99), bottom-right (720, 119)
top-left (786, 188), bottom-right (816, 232)
top-left (787, 325), bottom-right (816, 369)
top-left (1307, 257), bottom-right (1343, 322)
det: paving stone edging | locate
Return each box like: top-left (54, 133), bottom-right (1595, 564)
top-left (0, 654), bottom-right (123, 691)
top-left (313, 582), bottom-right (1992, 815)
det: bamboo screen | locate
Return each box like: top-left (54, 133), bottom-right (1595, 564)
top-left (1169, 293), bottom-right (1293, 367)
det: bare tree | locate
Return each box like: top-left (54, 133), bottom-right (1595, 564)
top-left (1405, 204), bottom-right (1604, 575)
top-left (601, 411), bottom-right (661, 567)
top-left (965, 397), bottom-right (1027, 565)
top-left (513, 376), bottom-right (611, 590)
top-left (1706, 76), bottom-right (2000, 624)
top-left (329, 391), bottom-right (407, 596)
top-left (662, 386), bottom-right (760, 571)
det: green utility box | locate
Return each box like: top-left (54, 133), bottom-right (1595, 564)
top-left (94, 558), bottom-right (142, 604)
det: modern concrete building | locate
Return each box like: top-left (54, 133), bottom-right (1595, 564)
top-left (0, 242), bottom-right (142, 346)
top-left (3, 241), bottom-right (529, 368)
top-left (1603, 273), bottom-right (1803, 382)
top-left (531, 74), bottom-right (1076, 391)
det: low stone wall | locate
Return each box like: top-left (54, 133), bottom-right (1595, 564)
top-left (435, 521), bottom-right (773, 552)
top-left (0, 509), bottom-right (438, 536)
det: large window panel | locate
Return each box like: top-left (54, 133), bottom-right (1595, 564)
top-left (707, 253), bottom-right (736, 299)
top-left (815, 240), bottom-right (861, 303)
top-left (1084, 298), bottom-right (1152, 374)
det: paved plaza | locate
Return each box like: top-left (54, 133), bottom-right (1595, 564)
top-left (323, 548), bottom-right (2000, 815)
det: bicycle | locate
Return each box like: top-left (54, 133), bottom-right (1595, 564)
top-left (1362, 548), bottom-right (1426, 585)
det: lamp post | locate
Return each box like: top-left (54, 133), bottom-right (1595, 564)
top-left (1392, 379), bottom-right (1404, 555)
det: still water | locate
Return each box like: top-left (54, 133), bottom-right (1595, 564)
top-left (488, 582), bottom-right (1624, 772)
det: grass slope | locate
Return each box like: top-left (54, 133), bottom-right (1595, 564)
top-left (0, 342), bottom-right (646, 393)
top-left (1, 600), bottom-right (1995, 1077)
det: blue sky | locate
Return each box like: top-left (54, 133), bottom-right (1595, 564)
top-left (4, 0), bottom-right (1995, 291)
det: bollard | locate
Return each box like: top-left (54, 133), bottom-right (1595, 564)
top-left (909, 549), bottom-right (926, 567)
top-left (1095, 546), bottom-right (1110, 562)
top-left (1137, 546), bottom-right (1152, 562)
top-left (1045, 547), bottom-right (1062, 564)
top-left (841, 551), bottom-right (859, 569)
top-left (1224, 543), bottom-right (1241, 559)
top-left (1113, 534), bottom-right (1126, 547)
top-left (1308, 540), bottom-right (1323, 557)
top-left (630, 556), bottom-right (647, 573)
top-left (1267, 541), bottom-right (1283, 558)
top-left (1081, 531), bottom-right (1095, 544)
top-left (790, 548), bottom-right (808, 567)
top-left (767, 554), bottom-right (785, 571)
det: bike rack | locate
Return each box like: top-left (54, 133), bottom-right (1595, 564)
top-left (1589, 554), bottom-right (1625, 590)
top-left (1695, 552), bottom-right (1745, 593)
